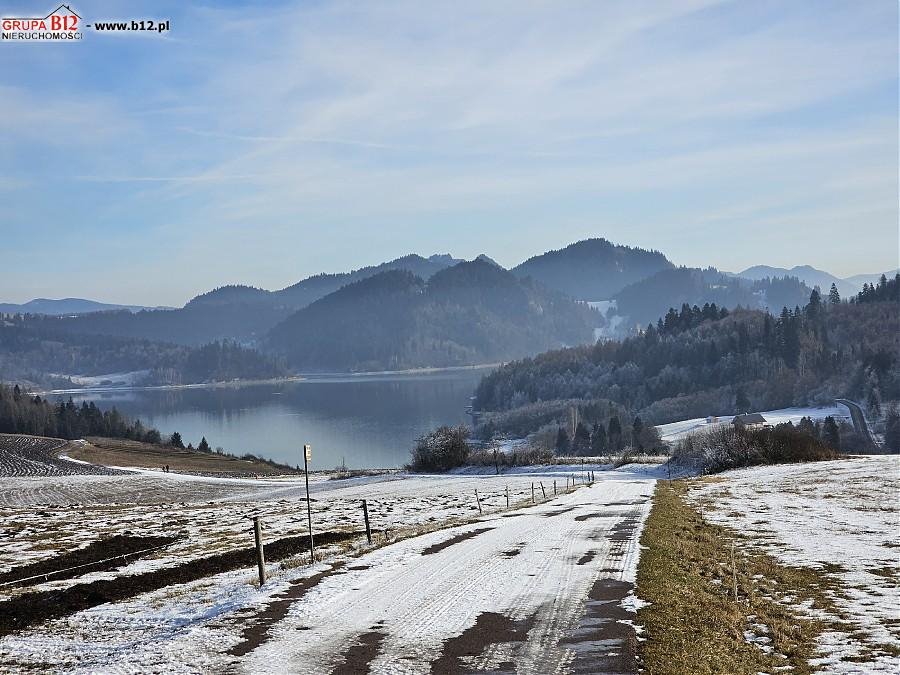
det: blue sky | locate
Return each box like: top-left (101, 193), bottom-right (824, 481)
top-left (1, 0), bottom-right (897, 306)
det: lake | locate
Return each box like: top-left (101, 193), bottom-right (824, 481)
top-left (64, 369), bottom-right (489, 470)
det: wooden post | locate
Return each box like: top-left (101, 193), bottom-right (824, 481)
top-left (731, 542), bottom-right (739, 601)
top-left (553, 479), bottom-right (557, 495)
top-left (252, 516), bottom-right (266, 586)
top-left (539, 482), bottom-right (546, 498)
top-left (475, 489), bottom-right (482, 515)
top-left (362, 499), bottom-right (372, 544)
top-left (531, 482), bottom-right (535, 503)
top-left (505, 486), bottom-right (509, 509)
top-left (303, 444), bottom-right (315, 564)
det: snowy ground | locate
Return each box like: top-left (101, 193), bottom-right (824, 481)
top-left (689, 455), bottom-right (900, 672)
top-left (0, 464), bottom-right (658, 672)
top-left (656, 404), bottom-right (852, 443)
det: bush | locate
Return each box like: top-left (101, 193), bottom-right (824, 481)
top-left (466, 444), bottom-right (555, 470)
top-left (408, 425), bottom-right (471, 472)
top-left (672, 423), bottom-right (839, 473)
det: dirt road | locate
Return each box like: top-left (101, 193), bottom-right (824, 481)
top-left (234, 478), bottom-right (654, 674)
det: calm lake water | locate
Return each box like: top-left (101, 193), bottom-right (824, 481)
top-left (65, 369), bottom-right (488, 470)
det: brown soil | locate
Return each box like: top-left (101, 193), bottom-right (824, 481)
top-left (576, 550), bottom-right (598, 566)
top-left (563, 578), bottom-right (639, 674)
top-left (71, 437), bottom-right (299, 476)
top-left (421, 528), bottom-right (494, 556)
top-left (229, 561), bottom-right (348, 657)
top-left (430, 610), bottom-right (538, 673)
top-left (331, 625), bottom-right (387, 674)
top-left (0, 535), bottom-right (177, 588)
top-left (0, 529), bottom-right (359, 637)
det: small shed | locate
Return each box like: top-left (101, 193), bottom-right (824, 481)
top-left (732, 413), bottom-right (766, 430)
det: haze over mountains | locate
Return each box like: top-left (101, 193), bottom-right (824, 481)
top-left (1, 237), bottom-right (893, 378)
top-left (730, 265), bottom-right (898, 300)
top-left (0, 298), bottom-right (170, 316)
top-left (267, 258), bottom-right (598, 371)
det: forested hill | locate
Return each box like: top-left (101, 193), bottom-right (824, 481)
top-left (511, 238), bottom-right (672, 300)
top-left (267, 259), bottom-right (600, 371)
top-left (30, 254), bottom-right (461, 347)
top-left (474, 289), bottom-right (899, 429)
top-left (611, 267), bottom-right (812, 330)
top-left (0, 315), bottom-right (285, 388)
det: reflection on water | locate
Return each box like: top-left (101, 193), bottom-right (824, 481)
top-left (64, 370), bottom-right (488, 469)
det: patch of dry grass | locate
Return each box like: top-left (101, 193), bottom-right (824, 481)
top-left (636, 480), bottom-right (851, 674)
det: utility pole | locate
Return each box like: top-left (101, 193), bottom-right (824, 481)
top-left (303, 443), bottom-right (315, 564)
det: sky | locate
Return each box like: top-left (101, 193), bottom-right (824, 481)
top-left (1, 0), bottom-right (897, 306)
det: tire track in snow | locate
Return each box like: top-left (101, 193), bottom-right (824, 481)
top-left (237, 478), bottom-right (655, 674)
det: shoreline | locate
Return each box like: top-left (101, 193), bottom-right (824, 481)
top-left (35, 363), bottom-right (500, 396)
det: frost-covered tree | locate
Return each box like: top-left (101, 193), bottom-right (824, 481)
top-left (828, 283), bottom-right (841, 305)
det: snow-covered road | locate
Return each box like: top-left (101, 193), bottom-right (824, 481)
top-left (238, 477), bottom-right (654, 673)
top-left (0, 469), bottom-right (657, 673)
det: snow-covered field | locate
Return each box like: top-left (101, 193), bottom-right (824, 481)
top-left (656, 405), bottom-right (852, 443)
top-left (690, 455), bottom-right (900, 672)
top-left (0, 464), bottom-right (658, 672)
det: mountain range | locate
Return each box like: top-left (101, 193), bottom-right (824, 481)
top-left (267, 259), bottom-right (598, 371)
top-left (1, 238), bottom-right (893, 375)
top-left (729, 265), bottom-right (897, 300)
top-left (0, 298), bottom-right (171, 316)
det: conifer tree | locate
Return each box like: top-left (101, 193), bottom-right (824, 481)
top-left (555, 427), bottom-right (570, 454)
top-left (822, 416), bottom-right (840, 450)
top-left (591, 422), bottom-right (607, 455)
top-left (828, 283), bottom-right (841, 305)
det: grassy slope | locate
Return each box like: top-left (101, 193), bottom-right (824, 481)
top-left (70, 437), bottom-right (299, 475)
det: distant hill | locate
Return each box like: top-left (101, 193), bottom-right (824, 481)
top-left (611, 267), bottom-right (812, 331)
top-left (272, 253), bottom-right (462, 309)
top-left (511, 238), bottom-right (672, 300)
top-left (33, 254), bottom-right (463, 347)
top-left (266, 259), bottom-right (601, 371)
top-left (733, 265), bottom-right (897, 300)
top-left (0, 298), bottom-right (170, 316)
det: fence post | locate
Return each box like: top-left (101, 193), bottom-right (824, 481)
top-left (475, 488), bottom-right (482, 515)
top-left (505, 486), bottom-right (510, 509)
top-left (362, 499), bottom-right (372, 545)
top-left (539, 481), bottom-right (546, 498)
top-left (252, 516), bottom-right (266, 586)
top-left (531, 482), bottom-right (535, 503)
top-left (731, 542), bottom-right (739, 601)
top-left (553, 479), bottom-right (557, 495)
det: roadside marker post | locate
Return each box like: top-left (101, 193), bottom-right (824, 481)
top-left (362, 499), bottom-right (372, 545)
top-left (303, 444), bottom-right (315, 564)
top-left (731, 542), bottom-right (739, 601)
top-left (475, 489), bottom-right (482, 515)
top-left (252, 516), bottom-right (266, 586)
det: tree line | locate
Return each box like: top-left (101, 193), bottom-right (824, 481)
top-left (0, 314), bottom-right (286, 387)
